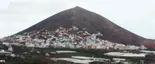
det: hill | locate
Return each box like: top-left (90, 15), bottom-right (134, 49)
top-left (16, 6), bottom-right (145, 46)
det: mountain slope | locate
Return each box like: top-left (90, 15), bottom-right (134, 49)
top-left (17, 6), bottom-right (145, 45)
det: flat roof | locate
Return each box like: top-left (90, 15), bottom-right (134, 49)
top-left (56, 50), bottom-right (77, 53)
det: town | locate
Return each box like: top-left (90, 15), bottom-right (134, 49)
top-left (1, 26), bottom-right (146, 50)
top-left (0, 26), bottom-right (154, 64)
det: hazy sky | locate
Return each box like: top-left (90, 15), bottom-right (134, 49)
top-left (0, 0), bottom-right (155, 39)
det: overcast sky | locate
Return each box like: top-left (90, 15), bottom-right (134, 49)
top-left (0, 0), bottom-right (155, 39)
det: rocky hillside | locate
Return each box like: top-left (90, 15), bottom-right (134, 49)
top-left (16, 6), bottom-right (145, 46)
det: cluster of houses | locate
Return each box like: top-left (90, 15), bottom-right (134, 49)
top-left (1, 26), bottom-right (146, 50)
